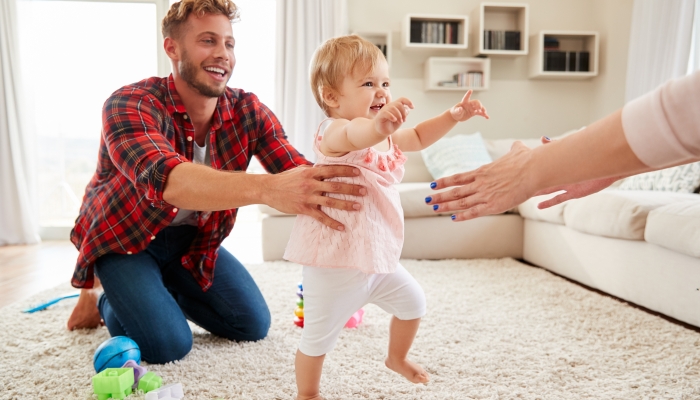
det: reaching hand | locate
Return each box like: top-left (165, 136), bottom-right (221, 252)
top-left (375, 97), bottom-right (414, 135)
top-left (450, 90), bottom-right (489, 122)
top-left (67, 288), bottom-right (104, 330)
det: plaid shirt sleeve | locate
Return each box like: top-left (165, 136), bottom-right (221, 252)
top-left (102, 88), bottom-right (187, 204)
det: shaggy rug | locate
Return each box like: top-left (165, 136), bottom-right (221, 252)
top-left (1, 258), bottom-right (699, 400)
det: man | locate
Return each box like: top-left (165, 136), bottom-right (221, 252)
top-left (66, 0), bottom-right (365, 364)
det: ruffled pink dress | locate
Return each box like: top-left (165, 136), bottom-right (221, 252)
top-left (283, 119), bottom-right (408, 274)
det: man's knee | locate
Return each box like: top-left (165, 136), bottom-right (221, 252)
top-left (239, 306), bottom-right (271, 341)
top-left (139, 330), bottom-right (193, 364)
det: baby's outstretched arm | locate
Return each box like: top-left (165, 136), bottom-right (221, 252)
top-left (320, 98), bottom-right (414, 157)
top-left (392, 90), bottom-right (489, 152)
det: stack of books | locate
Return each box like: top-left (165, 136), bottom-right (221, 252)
top-left (437, 71), bottom-right (483, 88)
top-left (483, 30), bottom-right (521, 50)
top-left (543, 51), bottom-right (590, 72)
top-left (410, 21), bottom-right (460, 44)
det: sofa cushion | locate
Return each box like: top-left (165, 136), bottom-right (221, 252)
top-left (645, 200), bottom-right (700, 258)
top-left (618, 162), bottom-right (700, 193)
top-left (517, 194), bottom-right (568, 225)
top-left (420, 132), bottom-right (492, 180)
top-left (259, 182), bottom-right (453, 218)
top-left (563, 190), bottom-right (700, 240)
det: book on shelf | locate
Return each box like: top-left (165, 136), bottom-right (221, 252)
top-left (450, 71), bottom-right (483, 88)
top-left (543, 37), bottom-right (559, 50)
top-left (410, 20), bottom-right (459, 44)
top-left (483, 30), bottom-right (521, 50)
top-left (543, 51), bottom-right (590, 72)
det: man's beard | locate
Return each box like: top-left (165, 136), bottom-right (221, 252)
top-left (179, 50), bottom-right (227, 98)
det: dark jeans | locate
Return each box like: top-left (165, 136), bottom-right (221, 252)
top-left (95, 225), bottom-right (270, 364)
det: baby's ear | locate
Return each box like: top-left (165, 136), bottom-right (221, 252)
top-left (321, 87), bottom-right (339, 109)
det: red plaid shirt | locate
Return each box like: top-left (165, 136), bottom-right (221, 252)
top-left (71, 75), bottom-right (310, 291)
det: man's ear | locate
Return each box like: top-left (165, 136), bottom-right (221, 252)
top-left (321, 87), bottom-right (339, 109)
top-left (164, 37), bottom-right (180, 61)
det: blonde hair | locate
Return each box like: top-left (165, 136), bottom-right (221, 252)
top-left (162, 0), bottom-right (240, 40)
top-left (309, 35), bottom-right (386, 116)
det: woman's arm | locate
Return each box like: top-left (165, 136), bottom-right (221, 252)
top-left (392, 90), bottom-right (489, 152)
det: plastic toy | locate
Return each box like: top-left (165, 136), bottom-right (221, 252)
top-left (22, 293), bottom-right (79, 313)
top-left (121, 360), bottom-right (147, 388)
top-left (93, 336), bottom-right (141, 373)
top-left (144, 382), bottom-right (184, 400)
top-left (293, 281), bottom-right (364, 328)
top-left (92, 368), bottom-right (134, 400)
top-left (137, 371), bottom-right (163, 393)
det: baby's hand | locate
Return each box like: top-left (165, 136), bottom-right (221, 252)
top-left (375, 97), bottom-right (414, 135)
top-left (450, 90), bottom-right (489, 121)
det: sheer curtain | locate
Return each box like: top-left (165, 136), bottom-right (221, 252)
top-left (0, 0), bottom-right (40, 245)
top-left (275, 0), bottom-right (347, 161)
top-left (625, 0), bottom-right (696, 102)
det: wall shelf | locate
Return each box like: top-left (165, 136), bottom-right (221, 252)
top-left (528, 30), bottom-right (599, 79)
top-left (402, 14), bottom-right (469, 50)
top-left (424, 57), bottom-right (490, 91)
top-left (353, 31), bottom-right (392, 66)
top-left (472, 2), bottom-right (529, 57)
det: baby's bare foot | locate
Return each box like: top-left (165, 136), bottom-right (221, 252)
top-left (385, 357), bottom-right (430, 384)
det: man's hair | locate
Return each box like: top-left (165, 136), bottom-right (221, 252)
top-left (162, 0), bottom-right (240, 40)
top-left (309, 35), bottom-right (386, 116)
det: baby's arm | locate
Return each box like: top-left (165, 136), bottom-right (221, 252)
top-left (392, 90), bottom-right (489, 152)
top-left (320, 98), bottom-right (414, 157)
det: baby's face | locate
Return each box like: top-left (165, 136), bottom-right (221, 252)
top-left (333, 59), bottom-right (391, 121)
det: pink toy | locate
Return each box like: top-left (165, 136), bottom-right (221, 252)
top-left (121, 360), bottom-right (147, 389)
top-left (344, 308), bottom-right (364, 328)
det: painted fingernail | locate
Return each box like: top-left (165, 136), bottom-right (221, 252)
top-left (544, 136), bottom-right (551, 141)
top-left (433, 205), bottom-right (439, 211)
top-left (353, 204), bottom-right (361, 210)
top-left (425, 196), bottom-right (432, 203)
top-left (360, 188), bottom-right (367, 195)
top-left (451, 215), bottom-right (456, 220)
top-left (430, 182), bottom-right (437, 189)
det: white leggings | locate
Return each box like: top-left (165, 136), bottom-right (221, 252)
top-left (299, 263), bottom-right (426, 357)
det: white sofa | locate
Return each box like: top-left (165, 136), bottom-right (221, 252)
top-left (260, 137), bottom-right (700, 328)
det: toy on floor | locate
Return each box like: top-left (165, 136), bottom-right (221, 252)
top-left (92, 368), bottom-right (134, 400)
top-left (121, 360), bottom-right (147, 389)
top-left (138, 371), bottom-right (163, 393)
top-left (144, 382), bottom-right (184, 400)
top-left (93, 336), bottom-right (141, 373)
top-left (293, 281), bottom-right (364, 328)
top-left (22, 293), bottom-right (79, 313)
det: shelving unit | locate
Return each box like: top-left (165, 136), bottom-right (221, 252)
top-left (472, 2), bottom-right (528, 56)
top-left (424, 57), bottom-right (490, 91)
top-left (528, 30), bottom-right (599, 79)
top-left (402, 14), bottom-right (469, 50)
top-left (353, 31), bottom-right (392, 66)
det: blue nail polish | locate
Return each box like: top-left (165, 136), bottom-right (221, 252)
top-left (544, 136), bottom-right (551, 141)
top-left (451, 215), bottom-right (456, 220)
top-left (430, 182), bottom-right (437, 189)
top-left (433, 205), bottom-right (439, 211)
top-left (425, 196), bottom-right (432, 203)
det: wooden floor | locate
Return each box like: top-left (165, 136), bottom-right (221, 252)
top-left (0, 241), bottom-right (79, 308)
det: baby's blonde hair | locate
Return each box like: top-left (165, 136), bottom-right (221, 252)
top-left (309, 35), bottom-right (386, 116)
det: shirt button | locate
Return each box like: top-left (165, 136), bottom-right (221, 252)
top-left (187, 136), bottom-right (193, 142)
top-left (127, 251), bottom-right (133, 255)
top-left (173, 208), bottom-right (178, 213)
top-left (183, 114), bottom-right (188, 120)
top-left (150, 235), bottom-right (156, 240)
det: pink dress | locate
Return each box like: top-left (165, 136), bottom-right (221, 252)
top-left (283, 119), bottom-right (408, 274)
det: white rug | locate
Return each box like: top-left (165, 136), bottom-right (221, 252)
top-left (1, 258), bottom-right (699, 400)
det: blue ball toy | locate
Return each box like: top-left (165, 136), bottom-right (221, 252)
top-left (93, 336), bottom-right (141, 373)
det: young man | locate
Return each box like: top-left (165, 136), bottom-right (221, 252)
top-left (66, 0), bottom-right (365, 364)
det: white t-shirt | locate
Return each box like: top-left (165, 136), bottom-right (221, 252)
top-left (622, 70), bottom-right (700, 168)
top-left (170, 136), bottom-right (210, 226)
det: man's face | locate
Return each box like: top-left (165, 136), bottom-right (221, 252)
top-left (177, 13), bottom-right (235, 98)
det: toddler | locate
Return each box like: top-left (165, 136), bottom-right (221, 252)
top-left (284, 34), bottom-right (489, 400)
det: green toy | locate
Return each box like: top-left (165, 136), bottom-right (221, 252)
top-left (137, 371), bottom-right (163, 393)
top-left (92, 368), bottom-right (134, 400)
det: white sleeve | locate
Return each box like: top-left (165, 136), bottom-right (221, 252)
top-left (621, 70), bottom-right (700, 168)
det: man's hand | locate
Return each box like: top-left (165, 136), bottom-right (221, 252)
top-left (375, 97), bottom-right (414, 135)
top-left (67, 288), bottom-right (104, 330)
top-left (450, 90), bottom-right (489, 122)
top-left (263, 165), bottom-right (367, 230)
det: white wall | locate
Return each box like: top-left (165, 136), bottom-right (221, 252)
top-left (348, 0), bottom-right (634, 140)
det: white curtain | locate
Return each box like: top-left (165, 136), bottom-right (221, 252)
top-left (625, 0), bottom-right (696, 102)
top-left (275, 0), bottom-right (347, 161)
top-left (0, 0), bottom-right (40, 245)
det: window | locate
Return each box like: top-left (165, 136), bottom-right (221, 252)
top-left (688, 0), bottom-right (700, 74)
top-left (18, 0), bottom-right (276, 234)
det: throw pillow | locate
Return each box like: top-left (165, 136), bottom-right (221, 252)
top-left (420, 132), bottom-right (492, 180)
top-left (618, 162), bottom-right (700, 193)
